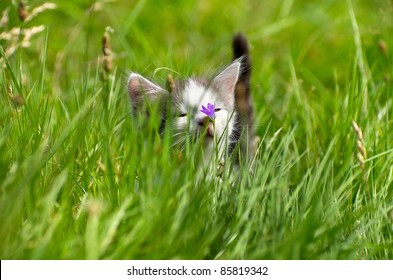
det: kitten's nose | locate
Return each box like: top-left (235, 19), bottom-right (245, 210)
top-left (198, 117), bottom-right (214, 137)
top-left (197, 116), bottom-right (211, 127)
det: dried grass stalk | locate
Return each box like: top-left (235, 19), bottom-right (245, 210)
top-left (0, 8), bottom-right (9, 28)
top-left (352, 120), bottom-right (367, 169)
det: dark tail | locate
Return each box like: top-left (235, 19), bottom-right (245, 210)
top-left (232, 33), bottom-right (256, 160)
top-left (233, 33), bottom-right (251, 84)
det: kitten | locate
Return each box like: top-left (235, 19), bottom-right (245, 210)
top-left (127, 33), bottom-right (254, 163)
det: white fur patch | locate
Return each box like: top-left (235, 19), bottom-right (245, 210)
top-left (174, 79), bottom-right (236, 159)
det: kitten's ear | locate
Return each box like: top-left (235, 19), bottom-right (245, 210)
top-left (128, 73), bottom-right (165, 105)
top-left (211, 61), bottom-right (241, 108)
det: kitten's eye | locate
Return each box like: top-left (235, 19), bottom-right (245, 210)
top-left (214, 108), bottom-right (222, 112)
top-left (179, 113), bottom-right (187, 117)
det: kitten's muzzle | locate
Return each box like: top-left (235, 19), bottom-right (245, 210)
top-left (198, 117), bottom-right (214, 137)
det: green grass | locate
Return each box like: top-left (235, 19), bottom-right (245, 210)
top-left (1, 0), bottom-right (393, 259)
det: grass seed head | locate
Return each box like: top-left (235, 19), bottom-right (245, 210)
top-left (102, 30), bottom-right (113, 74)
top-left (352, 120), bottom-right (367, 169)
top-left (166, 74), bottom-right (176, 93)
top-left (18, 2), bottom-right (29, 22)
top-left (0, 8), bottom-right (9, 28)
top-left (378, 39), bottom-right (388, 56)
top-left (102, 33), bottom-right (111, 57)
top-left (97, 158), bottom-right (107, 173)
top-left (11, 95), bottom-right (25, 108)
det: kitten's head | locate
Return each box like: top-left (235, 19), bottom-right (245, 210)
top-left (128, 61), bottom-right (241, 157)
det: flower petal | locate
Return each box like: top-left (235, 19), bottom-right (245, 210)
top-left (200, 103), bottom-right (216, 119)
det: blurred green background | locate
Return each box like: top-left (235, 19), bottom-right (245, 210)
top-left (2, 0), bottom-right (392, 84)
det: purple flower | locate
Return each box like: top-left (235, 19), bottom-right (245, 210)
top-left (200, 103), bottom-right (215, 119)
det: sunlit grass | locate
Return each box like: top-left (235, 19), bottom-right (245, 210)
top-left (0, 0), bottom-right (392, 259)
